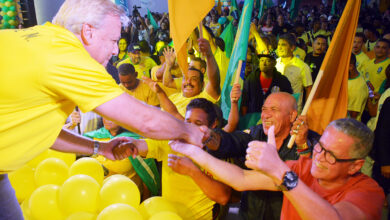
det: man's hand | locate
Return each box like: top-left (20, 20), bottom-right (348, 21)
top-left (290, 115), bottom-right (308, 146)
top-left (99, 137), bottom-right (138, 160)
top-left (230, 83), bottom-right (242, 103)
top-left (198, 38), bottom-right (212, 57)
top-left (245, 126), bottom-right (284, 178)
top-left (184, 124), bottom-right (207, 147)
top-left (70, 111), bottom-right (81, 126)
top-left (168, 154), bottom-right (198, 176)
top-left (163, 47), bottom-right (176, 68)
top-left (142, 76), bottom-right (163, 94)
top-left (169, 140), bottom-right (203, 158)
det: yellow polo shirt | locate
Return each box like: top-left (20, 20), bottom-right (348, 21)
top-left (119, 81), bottom-right (159, 106)
top-left (364, 58), bottom-right (390, 92)
top-left (169, 91), bottom-right (219, 117)
top-left (0, 23), bottom-right (123, 171)
top-left (145, 139), bottom-right (214, 220)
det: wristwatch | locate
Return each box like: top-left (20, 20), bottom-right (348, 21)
top-left (276, 171), bottom-right (298, 191)
top-left (92, 141), bottom-right (100, 157)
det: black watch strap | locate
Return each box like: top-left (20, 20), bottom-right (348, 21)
top-left (276, 171), bottom-right (298, 191)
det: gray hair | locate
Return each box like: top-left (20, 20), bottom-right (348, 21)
top-left (328, 118), bottom-right (374, 158)
top-left (52, 0), bottom-right (129, 35)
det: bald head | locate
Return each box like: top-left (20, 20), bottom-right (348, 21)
top-left (267, 92), bottom-right (297, 112)
top-left (261, 92), bottom-right (298, 137)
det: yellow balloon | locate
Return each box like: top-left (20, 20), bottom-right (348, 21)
top-left (47, 149), bottom-right (76, 167)
top-left (29, 185), bottom-right (64, 220)
top-left (100, 175), bottom-right (140, 211)
top-left (21, 198), bottom-right (34, 220)
top-left (8, 165), bottom-right (37, 203)
top-left (97, 204), bottom-right (142, 220)
top-left (0, 11), bottom-right (4, 17)
top-left (69, 158), bottom-right (104, 185)
top-left (34, 158), bottom-right (69, 186)
top-left (4, 1), bottom-right (14, 7)
top-left (8, 19), bottom-right (18, 26)
top-left (27, 150), bottom-right (50, 168)
top-left (66, 212), bottom-right (96, 220)
top-left (0, 3), bottom-right (3, 7)
top-left (138, 197), bottom-right (177, 219)
top-left (59, 174), bottom-right (100, 215)
top-left (150, 211), bottom-right (183, 220)
top-left (7, 11), bottom-right (15, 17)
top-left (102, 174), bottom-right (129, 185)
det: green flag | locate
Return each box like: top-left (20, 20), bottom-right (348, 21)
top-left (258, 0), bottom-right (264, 19)
top-left (289, 0), bottom-right (302, 20)
top-left (221, 0), bottom-right (254, 119)
top-left (330, 0), bottom-right (336, 15)
top-left (231, 0), bottom-right (238, 10)
top-left (255, 0), bottom-right (260, 10)
top-left (220, 21), bottom-right (235, 58)
top-left (147, 9), bottom-right (159, 30)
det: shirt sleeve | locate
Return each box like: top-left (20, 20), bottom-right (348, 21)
top-left (41, 50), bottom-right (124, 113)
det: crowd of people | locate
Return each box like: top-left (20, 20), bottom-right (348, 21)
top-left (1, 0), bottom-right (390, 219)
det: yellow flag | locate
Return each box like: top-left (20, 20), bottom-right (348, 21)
top-left (306, 0), bottom-right (361, 134)
top-left (168, 0), bottom-right (214, 74)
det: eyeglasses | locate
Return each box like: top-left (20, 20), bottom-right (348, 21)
top-left (313, 141), bottom-right (363, 165)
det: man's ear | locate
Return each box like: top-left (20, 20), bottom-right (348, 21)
top-left (80, 23), bottom-right (94, 45)
top-left (290, 110), bottom-right (298, 123)
top-left (348, 159), bottom-right (365, 175)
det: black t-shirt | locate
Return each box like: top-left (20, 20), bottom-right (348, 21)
top-left (304, 53), bottom-right (325, 81)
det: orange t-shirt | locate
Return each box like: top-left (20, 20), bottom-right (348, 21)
top-left (281, 157), bottom-right (384, 220)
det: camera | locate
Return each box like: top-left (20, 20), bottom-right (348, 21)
top-left (132, 5), bottom-right (141, 16)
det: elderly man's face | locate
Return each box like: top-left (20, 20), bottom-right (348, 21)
top-left (311, 126), bottom-right (357, 184)
top-left (87, 14), bottom-right (121, 67)
top-left (261, 93), bottom-right (295, 137)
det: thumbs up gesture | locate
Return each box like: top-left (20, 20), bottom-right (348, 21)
top-left (245, 126), bottom-right (283, 176)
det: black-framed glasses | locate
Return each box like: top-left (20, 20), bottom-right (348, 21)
top-left (313, 141), bottom-right (363, 165)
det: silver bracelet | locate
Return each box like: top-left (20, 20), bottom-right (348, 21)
top-left (92, 141), bottom-right (99, 157)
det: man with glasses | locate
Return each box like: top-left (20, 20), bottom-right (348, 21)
top-left (170, 118), bottom-right (385, 219)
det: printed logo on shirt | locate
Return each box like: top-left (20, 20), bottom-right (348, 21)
top-left (377, 67), bottom-right (382, 73)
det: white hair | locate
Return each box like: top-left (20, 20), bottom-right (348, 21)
top-left (52, 0), bottom-right (129, 35)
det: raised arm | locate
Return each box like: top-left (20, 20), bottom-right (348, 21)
top-left (143, 76), bottom-right (184, 120)
top-left (94, 93), bottom-right (203, 146)
top-left (223, 83), bottom-right (241, 132)
top-left (169, 140), bottom-right (276, 192)
top-left (198, 38), bottom-right (221, 99)
top-left (162, 47), bottom-right (177, 89)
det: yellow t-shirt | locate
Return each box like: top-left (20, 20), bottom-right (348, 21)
top-left (169, 90), bottom-right (219, 117)
top-left (145, 139), bottom-right (214, 220)
top-left (276, 56), bottom-right (313, 111)
top-left (119, 81), bottom-right (159, 106)
top-left (355, 51), bottom-right (370, 77)
top-left (364, 57), bottom-right (390, 92)
top-left (0, 23), bottom-right (123, 171)
top-left (293, 46), bottom-right (306, 61)
top-left (117, 56), bottom-right (157, 79)
top-left (348, 74), bottom-right (369, 121)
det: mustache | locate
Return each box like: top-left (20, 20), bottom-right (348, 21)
top-left (184, 84), bottom-right (194, 89)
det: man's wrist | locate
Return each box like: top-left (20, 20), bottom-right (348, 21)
top-left (92, 140), bottom-right (100, 157)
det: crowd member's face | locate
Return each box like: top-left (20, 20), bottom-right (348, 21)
top-left (118, 39), bottom-right (128, 52)
top-left (185, 108), bottom-right (210, 127)
top-left (352, 36), bottom-right (364, 54)
top-left (311, 126), bottom-right (357, 183)
top-left (313, 38), bottom-right (327, 56)
top-left (86, 14), bottom-right (121, 67)
top-left (374, 41), bottom-right (389, 59)
top-left (182, 70), bottom-right (203, 98)
top-left (261, 93), bottom-right (295, 138)
top-left (129, 50), bottom-right (141, 64)
top-left (189, 60), bottom-right (206, 74)
top-left (259, 57), bottom-right (275, 73)
top-left (119, 73), bottom-right (138, 90)
top-left (277, 39), bottom-right (293, 58)
top-left (277, 15), bottom-right (284, 26)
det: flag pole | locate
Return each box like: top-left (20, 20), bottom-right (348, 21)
top-left (234, 60), bottom-right (243, 84)
top-left (287, 69), bottom-right (324, 148)
top-left (199, 22), bottom-right (203, 38)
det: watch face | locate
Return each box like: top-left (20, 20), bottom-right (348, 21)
top-left (284, 171), bottom-right (298, 190)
